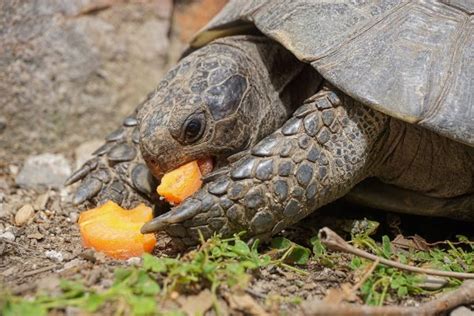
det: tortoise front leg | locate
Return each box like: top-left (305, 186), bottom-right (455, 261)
top-left (67, 108), bottom-right (158, 208)
top-left (142, 87), bottom-right (389, 245)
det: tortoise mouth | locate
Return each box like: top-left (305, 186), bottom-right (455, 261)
top-left (143, 150), bottom-right (215, 180)
top-left (196, 157), bottom-right (214, 176)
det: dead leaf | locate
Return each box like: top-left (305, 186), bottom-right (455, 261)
top-left (392, 234), bottom-right (430, 251)
top-left (178, 289), bottom-right (214, 316)
top-left (225, 292), bottom-right (269, 316)
top-left (323, 283), bottom-right (358, 304)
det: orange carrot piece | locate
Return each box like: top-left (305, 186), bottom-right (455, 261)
top-left (157, 160), bottom-right (203, 204)
top-left (78, 201), bottom-right (156, 259)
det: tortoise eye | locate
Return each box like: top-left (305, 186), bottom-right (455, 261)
top-left (183, 114), bottom-right (205, 143)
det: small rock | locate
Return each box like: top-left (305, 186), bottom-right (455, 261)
top-left (33, 192), bottom-right (50, 211)
top-left (0, 231), bottom-right (15, 241)
top-left (9, 165), bottom-right (19, 176)
top-left (74, 139), bottom-right (103, 169)
top-left (49, 199), bottom-right (61, 213)
top-left (126, 257), bottom-right (142, 266)
top-left (450, 306), bottom-right (474, 316)
top-left (45, 250), bottom-right (64, 262)
top-left (16, 153), bottom-right (72, 189)
top-left (62, 258), bottom-right (82, 271)
top-left (69, 212), bottom-right (79, 223)
top-left (27, 233), bottom-right (44, 240)
top-left (15, 204), bottom-right (35, 226)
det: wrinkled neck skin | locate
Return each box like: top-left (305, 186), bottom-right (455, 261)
top-left (137, 35), bottom-right (321, 177)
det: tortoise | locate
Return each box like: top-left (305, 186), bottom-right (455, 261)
top-left (68, 0), bottom-right (474, 246)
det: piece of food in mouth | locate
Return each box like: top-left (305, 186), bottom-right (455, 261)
top-left (78, 201), bottom-right (156, 259)
top-left (157, 159), bottom-right (213, 205)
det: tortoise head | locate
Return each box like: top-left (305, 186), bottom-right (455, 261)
top-left (138, 38), bottom-right (260, 177)
top-left (138, 35), bottom-right (317, 178)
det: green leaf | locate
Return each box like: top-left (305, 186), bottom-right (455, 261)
top-left (134, 271), bottom-right (160, 296)
top-left (310, 236), bottom-right (326, 256)
top-left (382, 235), bottom-right (392, 259)
top-left (4, 301), bottom-right (47, 316)
top-left (350, 257), bottom-right (363, 269)
top-left (226, 262), bottom-right (245, 276)
top-left (114, 268), bottom-right (134, 284)
top-left (271, 237), bottom-right (291, 250)
top-left (258, 254), bottom-right (271, 266)
top-left (232, 240), bottom-right (251, 256)
top-left (128, 296), bottom-right (157, 316)
top-left (286, 245), bottom-right (311, 265)
top-left (397, 286), bottom-right (408, 297)
top-left (83, 293), bottom-right (105, 312)
top-left (59, 280), bottom-right (87, 299)
top-left (211, 247), bottom-right (222, 257)
top-left (142, 254), bottom-right (167, 273)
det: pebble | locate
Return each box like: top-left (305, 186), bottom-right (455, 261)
top-left (45, 250), bottom-right (64, 262)
top-left (69, 212), bottom-right (79, 223)
top-left (450, 306), bottom-right (474, 316)
top-left (16, 153), bottom-right (72, 189)
top-left (74, 139), bottom-right (103, 169)
top-left (27, 233), bottom-right (44, 240)
top-left (126, 257), bottom-right (142, 266)
top-left (15, 204), bottom-right (35, 226)
top-left (9, 165), bottom-right (19, 176)
top-left (62, 258), bottom-right (82, 271)
top-left (0, 231), bottom-right (15, 241)
top-left (33, 192), bottom-right (50, 211)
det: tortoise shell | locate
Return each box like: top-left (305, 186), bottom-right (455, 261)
top-left (191, 0), bottom-right (473, 146)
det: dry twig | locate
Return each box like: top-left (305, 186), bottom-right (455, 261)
top-left (302, 280), bottom-right (474, 315)
top-left (318, 227), bottom-right (474, 280)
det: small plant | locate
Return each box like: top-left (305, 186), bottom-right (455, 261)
top-left (348, 226), bottom-right (474, 306)
top-left (1, 232), bottom-right (310, 315)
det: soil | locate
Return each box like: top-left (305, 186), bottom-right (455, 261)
top-left (1, 155), bottom-right (473, 315)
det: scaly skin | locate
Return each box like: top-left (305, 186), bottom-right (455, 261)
top-left (68, 35), bottom-right (320, 207)
top-left (141, 87), bottom-right (390, 245)
top-left (66, 104), bottom-right (159, 208)
top-left (69, 34), bottom-right (473, 242)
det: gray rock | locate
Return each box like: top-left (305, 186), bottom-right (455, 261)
top-left (45, 250), bottom-right (64, 262)
top-left (0, 231), bottom-right (15, 241)
top-left (0, 0), bottom-right (173, 160)
top-left (450, 306), bottom-right (474, 316)
top-left (16, 154), bottom-right (72, 189)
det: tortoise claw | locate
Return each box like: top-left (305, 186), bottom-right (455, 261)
top-left (65, 159), bottom-right (98, 185)
top-left (65, 165), bottom-right (91, 186)
top-left (131, 164), bottom-right (156, 195)
top-left (73, 178), bottom-right (103, 205)
top-left (141, 198), bottom-right (202, 233)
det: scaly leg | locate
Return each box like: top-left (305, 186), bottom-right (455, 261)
top-left (67, 106), bottom-right (158, 208)
top-left (142, 87), bottom-right (389, 245)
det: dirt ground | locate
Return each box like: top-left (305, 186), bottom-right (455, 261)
top-left (1, 153), bottom-right (473, 315)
